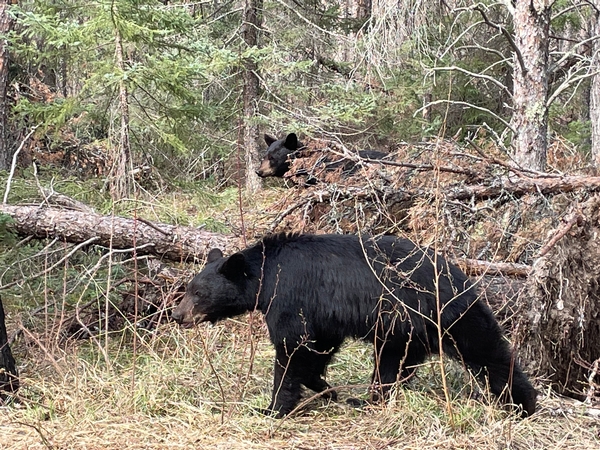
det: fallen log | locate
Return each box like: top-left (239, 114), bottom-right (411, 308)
top-left (0, 204), bottom-right (238, 263)
top-left (446, 174), bottom-right (600, 201)
top-left (1, 203), bottom-right (534, 279)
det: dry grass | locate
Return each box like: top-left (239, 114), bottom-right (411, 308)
top-left (2, 139), bottom-right (600, 449)
top-left (2, 320), bottom-right (599, 450)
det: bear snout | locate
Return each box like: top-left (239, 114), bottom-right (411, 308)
top-left (170, 308), bottom-right (184, 324)
top-left (171, 296), bottom-right (195, 325)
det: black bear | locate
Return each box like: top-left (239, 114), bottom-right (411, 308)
top-left (172, 234), bottom-right (536, 418)
top-left (256, 133), bottom-right (388, 179)
top-left (256, 133), bottom-right (303, 178)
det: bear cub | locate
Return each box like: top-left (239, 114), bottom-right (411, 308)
top-left (256, 133), bottom-right (389, 179)
top-left (172, 233), bottom-right (537, 418)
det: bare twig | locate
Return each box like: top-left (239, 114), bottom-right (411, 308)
top-left (3, 126), bottom-right (38, 205)
top-left (537, 212), bottom-right (583, 257)
top-left (431, 65), bottom-right (511, 97)
top-left (0, 237), bottom-right (100, 291)
top-left (473, 5), bottom-right (526, 75)
top-left (414, 100), bottom-right (514, 133)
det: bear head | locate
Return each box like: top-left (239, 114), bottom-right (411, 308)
top-left (256, 133), bottom-right (302, 177)
top-left (171, 248), bottom-right (249, 326)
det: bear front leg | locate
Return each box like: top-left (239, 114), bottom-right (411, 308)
top-left (262, 349), bottom-right (303, 418)
top-left (446, 303), bottom-right (537, 417)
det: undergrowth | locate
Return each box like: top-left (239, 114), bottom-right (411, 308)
top-left (2, 319), bottom-right (599, 449)
top-left (1, 166), bottom-right (600, 449)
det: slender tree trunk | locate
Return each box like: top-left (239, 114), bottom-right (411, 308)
top-left (511, 0), bottom-right (551, 171)
top-left (591, 1), bottom-right (600, 166)
top-left (242, 0), bottom-right (263, 193)
top-left (0, 295), bottom-right (18, 401)
top-left (110, 7), bottom-right (132, 200)
top-left (0, 0), bottom-right (15, 171)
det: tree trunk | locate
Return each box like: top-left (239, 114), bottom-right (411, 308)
top-left (0, 295), bottom-right (18, 401)
top-left (110, 7), bottom-right (133, 200)
top-left (0, 0), bottom-right (14, 171)
top-left (357, 0), bottom-right (371, 20)
top-left (0, 202), bottom-right (534, 278)
top-left (242, 0), bottom-right (263, 193)
top-left (591, 1), bottom-right (600, 166)
top-left (511, 0), bottom-right (551, 171)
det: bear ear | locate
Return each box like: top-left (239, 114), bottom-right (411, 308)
top-left (219, 252), bottom-right (246, 280)
top-left (206, 248), bottom-right (223, 264)
top-left (284, 133), bottom-right (298, 149)
top-left (264, 134), bottom-right (277, 146)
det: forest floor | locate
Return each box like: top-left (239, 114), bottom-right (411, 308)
top-left (2, 138), bottom-right (600, 449)
top-left (1, 320), bottom-right (599, 450)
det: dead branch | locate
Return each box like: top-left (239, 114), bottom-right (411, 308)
top-left (586, 358), bottom-right (599, 404)
top-left (445, 174), bottom-right (600, 201)
top-left (538, 211), bottom-right (584, 257)
top-left (458, 258), bottom-right (531, 278)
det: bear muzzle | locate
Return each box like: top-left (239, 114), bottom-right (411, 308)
top-left (171, 295), bottom-right (207, 327)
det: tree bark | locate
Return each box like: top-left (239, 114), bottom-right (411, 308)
top-left (0, 204), bottom-right (238, 263)
top-left (110, 5), bottom-right (133, 200)
top-left (445, 173), bottom-right (600, 201)
top-left (0, 202), bottom-right (537, 280)
top-left (242, 0), bottom-right (263, 193)
top-left (0, 295), bottom-right (18, 401)
top-left (591, 1), bottom-right (600, 166)
top-left (511, 0), bottom-right (551, 171)
top-left (0, 0), bottom-right (15, 171)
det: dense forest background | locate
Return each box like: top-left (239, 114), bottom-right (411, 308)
top-left (2, 0), bottom-right (599, 188)
top-left (1, 1), bottom-right (600, 449)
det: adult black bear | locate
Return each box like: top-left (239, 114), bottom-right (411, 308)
top-left (256, 133), bottom-right (388, 178)
top-left (172, 234), bottom-right (536, 418)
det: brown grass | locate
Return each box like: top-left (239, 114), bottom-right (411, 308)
top-left (2, 320), bottom-right (599, 450)
top-left (2, 138), bottom-right (600, 449)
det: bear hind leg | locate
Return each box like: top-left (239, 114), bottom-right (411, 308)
top-left (300, 351), bottom-right (338, 401)
top-left (446, 305), bottom-right (537, 417)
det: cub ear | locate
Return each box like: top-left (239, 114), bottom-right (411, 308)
top-left (219, 252), bottom-right (246, 280)
top-left (284, 133), bottom-right (298, 149)
top-left (207, 248), bottom-right (223, 263)
top-left (264, 134), bottom-right (277, 146)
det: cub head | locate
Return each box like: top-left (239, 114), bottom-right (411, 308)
top-left (256, 133), bottom-right (302, 178)
top-left (171, 248), bottom-right (249, 326)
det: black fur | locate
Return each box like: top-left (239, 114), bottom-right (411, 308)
top-left (256, 133), bottom-right (389, 178)
top-left (256, 133), bottom-right (303, 177)
top-left (173, 234), bottom-right (536, 418)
